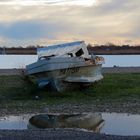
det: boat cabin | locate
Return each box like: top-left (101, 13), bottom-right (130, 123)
top-left (37, 41), bottom-right (91, 60)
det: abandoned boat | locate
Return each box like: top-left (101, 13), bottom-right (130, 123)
top-left (26, 41), bottom-right (104, 92)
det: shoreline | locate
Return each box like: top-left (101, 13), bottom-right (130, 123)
top-left (0, 67), bottom-right (140, 75)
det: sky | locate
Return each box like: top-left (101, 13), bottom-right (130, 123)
top-left (0, 0), bottom-right (140, 47)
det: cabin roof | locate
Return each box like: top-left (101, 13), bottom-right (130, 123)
top-left (37, 41), bottom-right (86, 58)
top-left (37, 41), bottom-right (84, 52)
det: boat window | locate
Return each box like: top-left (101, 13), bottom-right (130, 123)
top-left (75, 48), bottom-right (84, 57)
top-left (67, 53), bottom-right (73, 57)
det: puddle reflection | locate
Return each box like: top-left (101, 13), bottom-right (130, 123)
top-left (0, 113), bottom-right (140, 136)
top-left (28, 113), bottom-right (104, 133)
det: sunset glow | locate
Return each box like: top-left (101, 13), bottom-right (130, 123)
top-left (0, 0), bottom-right (140, 46)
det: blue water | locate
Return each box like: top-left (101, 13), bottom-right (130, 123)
top-left (0, 55), bottom-right (140, 68)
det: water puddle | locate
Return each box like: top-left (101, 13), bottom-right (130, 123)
top-left (0, 113), bottom-right (140, 136)
top-left (101, 113), bottom-right (140, 136)
top-left (0, 114), bottom-right (31, 130)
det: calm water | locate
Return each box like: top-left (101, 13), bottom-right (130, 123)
top-left (101, 113), bottom-right (140, 136)
top-left (0, 55), bottom-right (37, 69)
top-left (0, 114), bottom-right (31, 130)
top-left (101, 55), bottom-right (140, 67)
top-left (0, 113), bottom-right (140, 136)
top-left (0, 55), bottom-right (140, 68)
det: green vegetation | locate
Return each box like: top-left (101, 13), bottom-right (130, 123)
top-left (0, 73), bottom-right (140, 114)
top-left (0, 75), bottom-right (38, 100)
top-left (90, 73), bottom-right (140, 98)
top-left (0, 73), bottom-right (140, 104)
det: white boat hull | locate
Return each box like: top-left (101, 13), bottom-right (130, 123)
top-left (26, 62), bottom-right (103, 92)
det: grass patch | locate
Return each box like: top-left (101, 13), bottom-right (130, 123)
top-left (0, 75), bottom-right (38, 100)
top-left (90, 73), bottom-right (140, 98)
top-left (0, 73), bottom-right (140, 105)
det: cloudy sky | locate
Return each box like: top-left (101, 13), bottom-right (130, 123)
top-left (0, 0), bottom-right (140, 47)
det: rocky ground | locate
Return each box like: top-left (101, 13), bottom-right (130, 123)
top-left (0, 129), bottom-right (140, 140)
top-left (0, 97), bottom-right (140, 117)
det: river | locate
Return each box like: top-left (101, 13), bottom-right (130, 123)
top-left (0, 55), bottom-right (140, 68)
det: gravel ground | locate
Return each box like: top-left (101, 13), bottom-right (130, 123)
top-left (0, 129), bottom-right (140, 140)
top-left (102, 67), bottom-right (140, 73)
top-left (0, 100), bottom-right (140, 117)
top-left (1, 97), bottom-right (140, 117)
top-left (44, 100), bottom-right (140, 114)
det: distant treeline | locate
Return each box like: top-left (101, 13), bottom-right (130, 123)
top-left (0, 47), bottom-right (37, 55)
top-left (0, 44), bottom-right (140, 55)
top-left (87, 44), bottom-right (140, 48)
top-left (87, 44), bottom-right (140, 55)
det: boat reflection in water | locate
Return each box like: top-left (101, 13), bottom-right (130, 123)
top-left (28, 113), bottom-right (104, 132)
